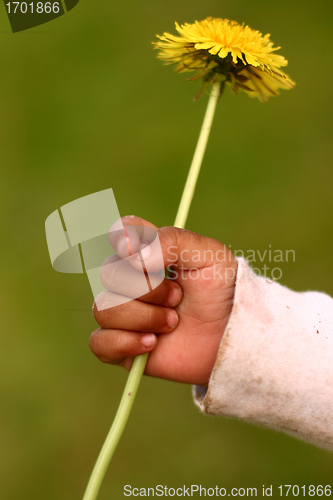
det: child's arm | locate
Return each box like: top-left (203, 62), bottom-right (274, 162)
top-left (90, 216), bottom-right (333, 450)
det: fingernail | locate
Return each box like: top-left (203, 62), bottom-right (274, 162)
top-left (167, 310), bottom-right (178, 329)
top-left (140, 243), bottom-right (152, 261)
top-left (167, 286), bottom-right (182, 307)
top-left (132, 243), bottom-right (151, 262)
top-left (142, 334), bottom-right (156, 348)
top-left (117, 236), bottom-right (130, 258)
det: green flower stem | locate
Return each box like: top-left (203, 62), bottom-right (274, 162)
top-left (174, 81), bottom-right (221, 228)
top-left (82, 80), bottom-right (221, 500)
top-left (82, 353), bottom-right (148, 500)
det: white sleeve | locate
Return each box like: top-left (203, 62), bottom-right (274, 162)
top-left (193, 258), bottom-right (333, 451)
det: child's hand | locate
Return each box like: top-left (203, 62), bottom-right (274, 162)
top-left (89, 216), bottom-right (237, 386)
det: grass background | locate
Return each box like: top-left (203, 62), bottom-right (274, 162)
top-left (0, 0), bottom-right (333, 498)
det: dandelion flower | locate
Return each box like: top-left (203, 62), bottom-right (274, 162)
top-left (154, 17), bottom-right (295, 102)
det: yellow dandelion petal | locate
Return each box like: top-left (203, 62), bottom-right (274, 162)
top-left (153, 17), bottom-right (295, 101)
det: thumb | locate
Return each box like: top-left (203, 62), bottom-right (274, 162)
top-left (157, 226), bottom-right (236, 271)
top-left (108, 216), bottom-right (236, 278)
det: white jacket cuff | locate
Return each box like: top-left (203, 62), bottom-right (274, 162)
top-left (193, 258), bottom-right (333, 450)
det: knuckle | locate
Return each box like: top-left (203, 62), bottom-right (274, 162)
top-left (89, 329), bottom-right (125, 365)
top-left (114, 330), bottom-right (126, 357)
top-left (158, 226), bottom-right (178, 251)
top-left (92, 302), bottom-right (101, 322)
top-left (89, 329), bottom-right (102, 354)
top-left (145, 307), bottom-right (154, 330)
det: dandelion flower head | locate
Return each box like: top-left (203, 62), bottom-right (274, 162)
top-left (154, 17), bottom-right (295, 102)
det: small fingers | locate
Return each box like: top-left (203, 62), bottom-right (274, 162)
top-left (108, 216), bottom-right (158, 259)
top-left (138, 279), bottom-right (182, 307)
top-left (89, 328), bottom-right (157, 365)
top-left (100, 257), bottom-right (182, 307)
top-left (94, 292), bottom-right (179, 333)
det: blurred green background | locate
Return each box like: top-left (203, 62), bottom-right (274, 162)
top-left (1, 0), bottom-right (333, 498)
